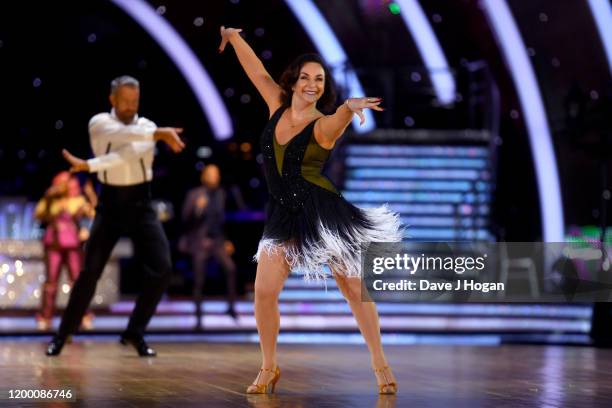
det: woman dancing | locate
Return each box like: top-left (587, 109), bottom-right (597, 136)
top-left (219, 26), bottom-right (402, 394)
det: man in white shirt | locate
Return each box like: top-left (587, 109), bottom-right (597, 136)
top-left (47, 75), bottom-right (185, 357)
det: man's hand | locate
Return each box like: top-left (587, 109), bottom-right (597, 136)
top-left (154, 128), bottom-right (186, 153)
top-left (224, 240), bottom-right (235, 255)
top-left (62, 149), bottom-right (90, 173)
top-left (195, 195), bottom-right (209, 210)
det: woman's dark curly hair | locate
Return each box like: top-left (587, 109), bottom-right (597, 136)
top-left (278, 54), bottom-right (337, 113)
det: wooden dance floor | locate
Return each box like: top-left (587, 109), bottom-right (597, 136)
top-left (1, 339), bottom-right (612, 407)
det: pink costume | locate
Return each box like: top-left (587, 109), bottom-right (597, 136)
top-left (35, 173), bottom-right (93, 321)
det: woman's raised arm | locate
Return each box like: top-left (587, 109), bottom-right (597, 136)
top-left (219, 26), bottom-right (283, 116)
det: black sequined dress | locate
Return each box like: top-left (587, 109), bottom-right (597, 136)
top-left (255, 106), bottom-right (402, 279)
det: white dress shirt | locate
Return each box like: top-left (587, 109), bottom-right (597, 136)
top-left (86, 109), bottom-right (157, 186)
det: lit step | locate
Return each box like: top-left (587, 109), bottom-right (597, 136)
top-left (351, 203), bottom-right (490, 216)
top-left (345, 180), bottom-right (487, 192)
top-left (347, 168), bottom-right (485, 180)
top-left (346, 145), bottom-right (489, 157)
top-left (405, 228), bottom-right (493, 240)
top-left (0, 315), bottom-right (588, 333)
top-left (108, 301), bottom-right (592, 319)
top-left (284, 277), bottom-right (338, 289)
top-left (279, 290), bottom-right (345, 301)
top-left (345, 157), bottom-right (487, 169)
top-left (399, 216), bottom-right (489, 227)
top-left (343, 191), bottom-right (489, 204)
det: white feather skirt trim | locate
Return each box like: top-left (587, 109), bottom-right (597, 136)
top-left (254, 204), bottom-right (404, 280)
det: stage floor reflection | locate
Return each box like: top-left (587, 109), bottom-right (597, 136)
top-left (1, 339), bottom-right (611, 407)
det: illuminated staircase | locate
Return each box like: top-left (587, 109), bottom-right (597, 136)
top-left (341, 130), bottom-right (495, 241)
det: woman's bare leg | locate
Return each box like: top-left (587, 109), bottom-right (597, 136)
top-left (249, 248), bottom-right (290, 389)
top-left (334, 272), bottom-right (397, 390)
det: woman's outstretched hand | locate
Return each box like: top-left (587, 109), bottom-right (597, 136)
top-left (218, 26), bottom-right (242, 53)
top-left (345, 97), bottom-right (384, 125)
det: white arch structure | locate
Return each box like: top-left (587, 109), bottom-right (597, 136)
top-left (587, 0), bottom-right (612, 75)
top-left (110, 0), bottom-right (233, 140)
top-left (482, 0), bottom-right (564, 242)
top-left (395, 0), bottom-right (456, 105)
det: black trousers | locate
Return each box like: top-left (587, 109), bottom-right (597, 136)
top-left (58, 183), bottom-right (172, 337)
top-left (192, 238), bottom-right (236, 302)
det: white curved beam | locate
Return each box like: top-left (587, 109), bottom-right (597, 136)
top-left (110, 0), bottom-right (233, 140)
top-left (587, 0), bottom-right (612, 75)
top-left (482, 0), bottom-right (564, 242)
top-left (395, 0), bottom-right (456, 105)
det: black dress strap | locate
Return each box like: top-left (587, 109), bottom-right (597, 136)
top-left (270, 105), bottom-right (287, 122)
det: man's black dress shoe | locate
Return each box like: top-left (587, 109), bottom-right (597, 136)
top-left (46, 335), bottom-right (68, 356)
top-left (120, 334), bottom-right (157, 357)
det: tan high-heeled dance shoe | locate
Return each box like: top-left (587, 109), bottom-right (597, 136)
top-left (374, 365), bottom-right (397, 395)
top-left (246, 366), bottom-right (281, 394)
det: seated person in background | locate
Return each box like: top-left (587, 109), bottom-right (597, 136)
top-left (180, 164), bottom-right (238, 326)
